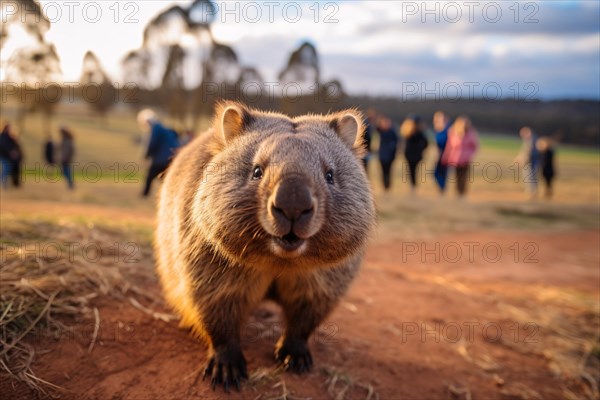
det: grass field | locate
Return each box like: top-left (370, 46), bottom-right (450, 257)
top-left (1, 105), bottom-right (599, 399)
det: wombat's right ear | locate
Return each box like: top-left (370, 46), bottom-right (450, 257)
top-left (217, 103), bottom-right (254, 144)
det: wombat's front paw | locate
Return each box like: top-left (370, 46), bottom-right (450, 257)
top-left (275, 337), bottom-right (313, 373)
top-left (203, 347), bottom-right (248, 392)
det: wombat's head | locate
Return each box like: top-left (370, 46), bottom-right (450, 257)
top-left (195, 102), bottom-right (375, 270)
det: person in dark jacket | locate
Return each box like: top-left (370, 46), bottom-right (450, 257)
top-left (400, 115), bottom-right (428, 192)
top-left (0, 124), bottom-right (14, 188)
top-left (433, 111), bottom-right (451, 194)
top-left (138, 109), bottom-right (180, 197)
top-left (536, 137), bottom-right (556, 198)
top-left (59, 127), bottom-right (75, 190)
top-left (376, 116), bottom-right (399, 191)
top-left (515, 126), bottom-right (540, 197)
top-left (0, 124), bottom-right (23, 189)
top-left (44, 133), bottom-right (55, 164)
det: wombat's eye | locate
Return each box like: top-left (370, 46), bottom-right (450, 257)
top-left (325, 170), bottom-right (334, 185)
top-left (252, 165), bottom-right (264, 180)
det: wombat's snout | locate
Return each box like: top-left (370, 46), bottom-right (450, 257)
top-left (263, 174), bottom-right (324, 256)
top-left (270, 176), bottom-right (315, 236)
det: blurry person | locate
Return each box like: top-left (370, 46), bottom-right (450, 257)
top-left (0, 124), bottom-right (23, 189)
top-left (59, 127), bottom-right (75, 190)
top-left (362, 109), bottom-right (377, 170)
top-left (0, 124), bottom-right (13, 188)
top-left (515, 126), bottom-right (540, 197)
top-left (400, 115), bottom-right (428, 193)
top-left (44, 133), bottom-right (55, 164)
top-left (433, 111), bottom-right (451, 194)
top-left (442, 116), bottom-right (479, 197)
top-left (138, 109), bottom-right (180, 197)
top-left (376, 116), bottom-right (399, 191)
top-left (536, 137), bottom-right (556, 198)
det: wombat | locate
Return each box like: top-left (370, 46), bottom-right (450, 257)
top-left (155, 102), bottom-right (375, 391)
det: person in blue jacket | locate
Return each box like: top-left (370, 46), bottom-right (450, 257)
top-left (59, 127), bottom-right (76, 190)
top-left (0, 124), bottom-right (23, 189)
top-left (432, 111), bottom-right (451, 194)
top-left (138, 109), bottom-right (180, 197)
top-left (376, 116), bottom-right (399, 191)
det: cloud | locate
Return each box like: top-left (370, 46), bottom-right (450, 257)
top-left (317, 50), bottom-right (600, 99)
top-left (355, 1), bottom-right (600, 36)
top-left (221, 0), bottom-right (600, 99)
top-left (15, 0), bottom-right (600, 99)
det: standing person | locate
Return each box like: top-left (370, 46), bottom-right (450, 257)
top-left (138, 109), bottom-right (180, 197)
top-left (376, 116), bottom-right (399, 191)
top-left (9, 132), bottom-right (22, 189)
top-left (0, 124), bottom-right (23, 189)
top-left (59, 127), bottom-right (75, 190)
top-left (362, 109), bottom-right (377, 171)
top-left (515, 126), bottom-right (540, 197)
top-left (44, 133), bottom-right (55, 164)
top-left (400, 115), bottom-right (428, 193)
top-left (0, 124), bottom-right (14, 189)
top-left (442, 116), bottom-right (479, 197)
top-left (433, 111), bottom-right (451, 194)
top-left (536, 137), bottom-right (556, 198)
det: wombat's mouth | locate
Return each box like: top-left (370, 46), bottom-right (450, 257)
top-left (273, 232), bottom-right (305, 252)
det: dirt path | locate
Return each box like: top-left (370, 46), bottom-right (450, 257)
top-left (5, 227), bottom-right (598, 400)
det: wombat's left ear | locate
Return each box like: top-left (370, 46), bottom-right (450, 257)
top-left (330, 110), bottom-right (365, 153)
top-left (217, 102), bottom-right (254, 144)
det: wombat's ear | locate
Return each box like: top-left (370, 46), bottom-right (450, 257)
top-left (329, 110), bottom-right (365, 152)
top-left (218, 103), bottom-right (254, 144)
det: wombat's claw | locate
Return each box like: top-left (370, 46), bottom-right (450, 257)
top-left (275, 339), bottom-right (313, 374)
top-left (202, 352), bottom-right (247, 392)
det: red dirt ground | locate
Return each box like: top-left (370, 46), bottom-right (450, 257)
top-left (4, 225), bottom-right (599, 399)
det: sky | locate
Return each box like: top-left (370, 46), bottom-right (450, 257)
top-left (3, 0), bottom-right (600, 99)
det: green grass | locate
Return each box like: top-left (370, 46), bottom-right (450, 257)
top-left (479, 132), bottom-right (599, 161)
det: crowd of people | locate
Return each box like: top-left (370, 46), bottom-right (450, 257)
top-left (0, 109), bottom-right (557, 199)
top-left (0, 110), bottom-right (183, 196)
top-left (362, 109), bottom-right (557, 198)
top-left (0, 124), bottom-right (76, 190)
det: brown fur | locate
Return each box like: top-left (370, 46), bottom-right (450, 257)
top-left (155, 102), bottom-right (375, 390)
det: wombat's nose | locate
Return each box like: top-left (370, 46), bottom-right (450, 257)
top-left (271, 177), bottom-right (314, 226)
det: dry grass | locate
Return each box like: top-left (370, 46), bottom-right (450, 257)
top-left (0, 217), bottom-right (155, 397)
top-left (260, 380), bottom-right (312, 400)
top-left (498, 302), bottom-right (600, 400)
top-left (320, 366), bottom-right (380, 400)
top-left (444, 382), bottom-right (472, 400)
top-left (246, 362), bottom-right (380, 400)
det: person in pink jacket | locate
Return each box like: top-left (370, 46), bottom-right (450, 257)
top-left (442, 116), bottom-right (479, 196)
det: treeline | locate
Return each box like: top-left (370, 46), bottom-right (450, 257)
top-left (345, 97), bottom-right (600, 147)
top-left (2, 83), bottom-right (598, 147)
